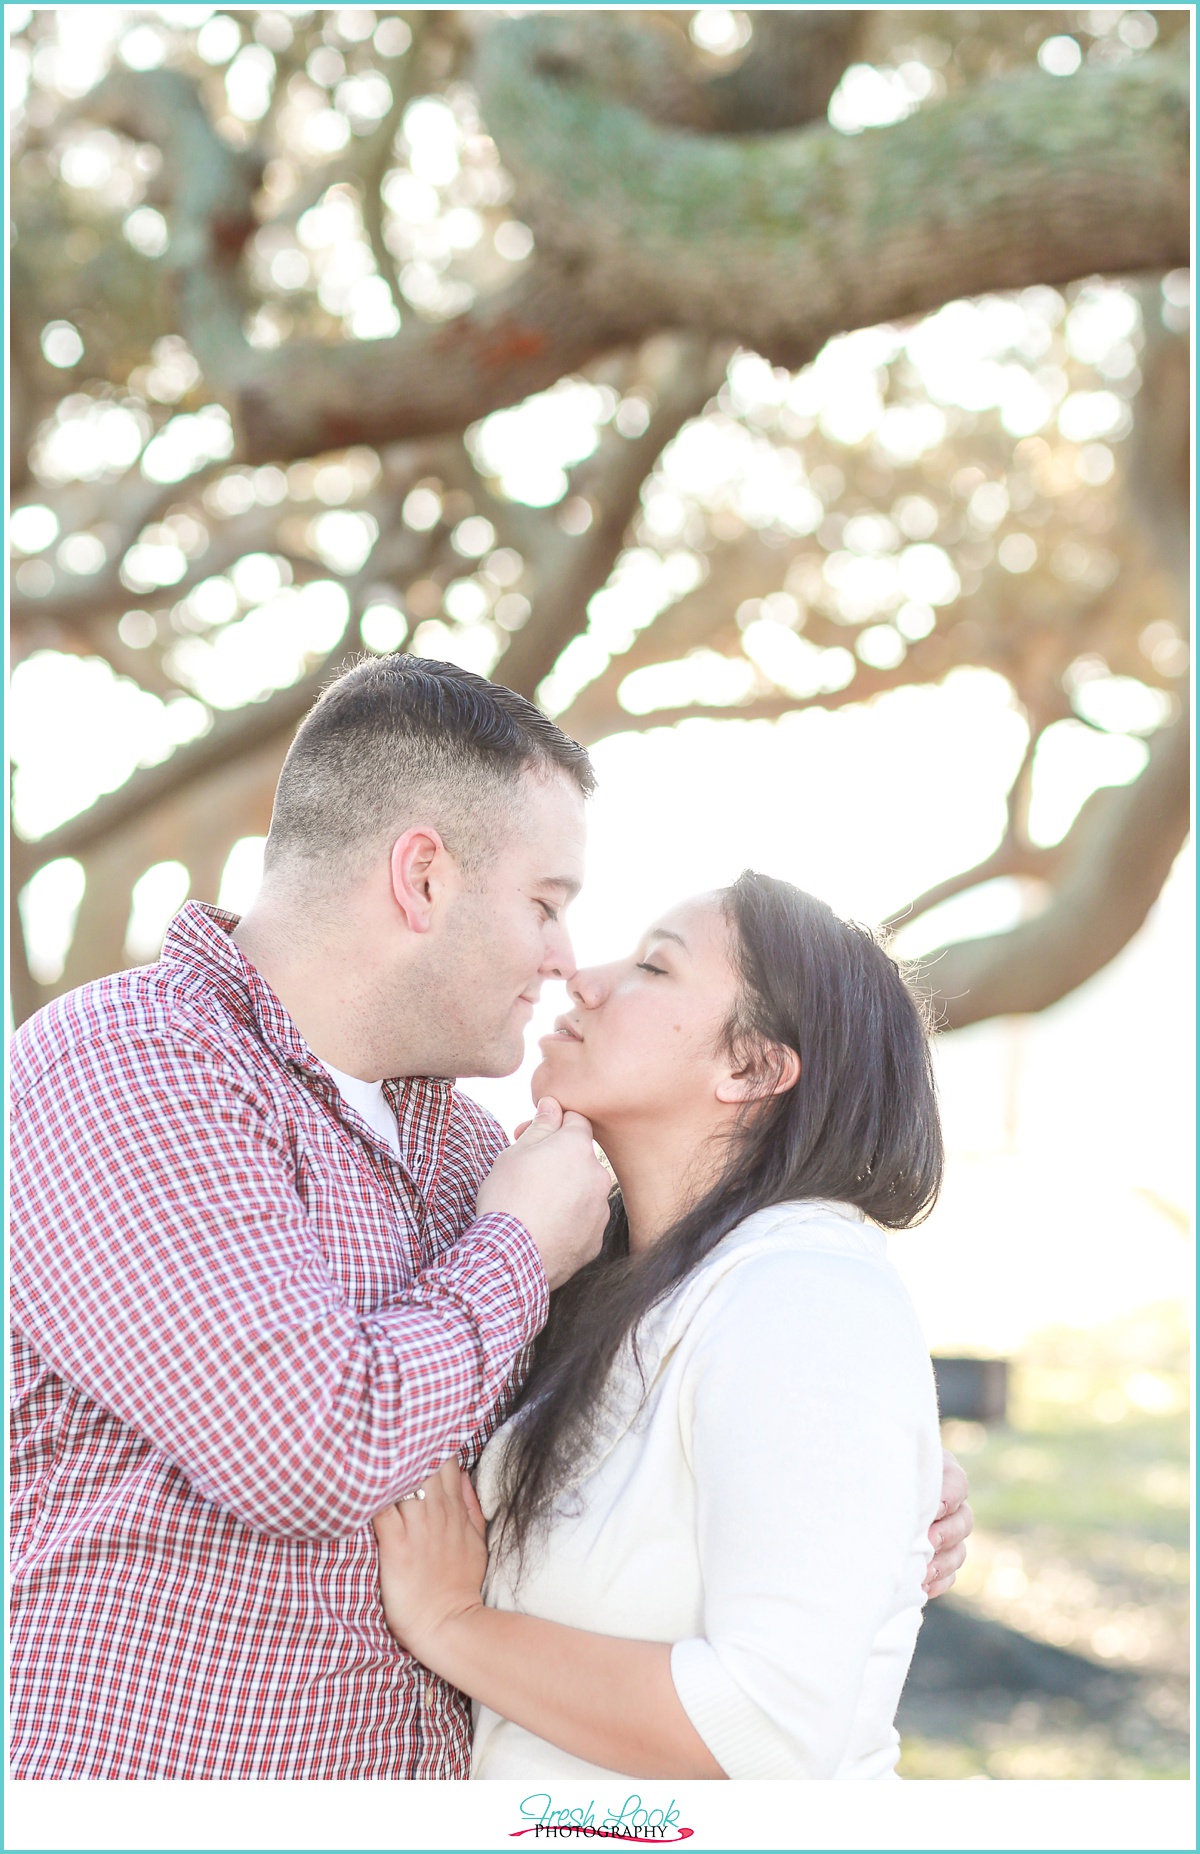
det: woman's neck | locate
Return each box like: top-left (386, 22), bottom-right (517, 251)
top-left (599, 1117), bottom-right (729, 1255)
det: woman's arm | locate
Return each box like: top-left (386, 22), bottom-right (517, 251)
top-left (372, 1464), bottom-right (726, 1778)
top-left (671, 1248), bottom-right (941, 1779)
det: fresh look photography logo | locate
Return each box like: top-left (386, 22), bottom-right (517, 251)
top-left (509, 1792), bottom-right (694, 1843)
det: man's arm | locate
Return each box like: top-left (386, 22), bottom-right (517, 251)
top-left (11, 1035), bottom-right (551, 1538)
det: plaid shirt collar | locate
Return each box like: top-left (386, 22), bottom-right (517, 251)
top-left (162, 901), bottom-right (332, 1080)
top-left (159, 903), bottom-right (456, 1150)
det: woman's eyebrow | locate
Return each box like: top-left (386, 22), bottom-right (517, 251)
top-left (645, 927), bottom-right (688, 952)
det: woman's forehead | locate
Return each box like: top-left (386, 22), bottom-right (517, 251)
top-left (645, 891), bottom-right (728, 947)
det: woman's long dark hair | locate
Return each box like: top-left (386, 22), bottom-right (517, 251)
top-left (496, 870), bottom-right (944, 1565)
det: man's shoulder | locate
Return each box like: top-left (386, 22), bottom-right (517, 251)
top-left (447, 1087), bottom-right (511, 1165)
top-left (10, 963), bottom-right (262, 1105)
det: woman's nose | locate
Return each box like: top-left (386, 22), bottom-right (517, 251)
top-left (568, 963), bottom-right (613, 1009)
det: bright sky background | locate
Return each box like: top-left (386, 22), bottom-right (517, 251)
top-left (451, 713), bottom-right (1194, 1359)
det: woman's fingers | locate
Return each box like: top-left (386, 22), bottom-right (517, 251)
top-left (372, 1502), bottom-right (406, 1544)
top-left (460, 1469), bottom-right (488, 1541)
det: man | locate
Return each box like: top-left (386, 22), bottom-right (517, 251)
top-left (10, 656), bottom-right (970, 1780)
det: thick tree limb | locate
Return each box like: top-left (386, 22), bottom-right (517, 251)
top-left (89, 39), bottom-right (1188, 462)
top-left (9, 654), bottom-right (353, 888)
top-left (1125, 286), bottom-right (1191, 593)
top-left (235, 263), bottom-right (619, 462)
top-left (512, 12), bottom-right (868, 136)
top-left (915, 708), bottom-right (1191, 1029)
top-left (701, 11), bottom-right (872, 133)
top-left (77, 68), bottom-right (261, 397)
top-left (480, 28), bottom-right (1189, 371)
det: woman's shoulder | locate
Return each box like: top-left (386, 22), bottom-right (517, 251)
top-left (644, 1199), bottom-right (911, 1354)
top-left (719, 1197), bottom-right (886, 1261)
top-left (684, 1199), bottom-right (897, 1301)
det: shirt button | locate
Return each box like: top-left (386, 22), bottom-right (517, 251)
top-left (422, 1683), bottom-right (436, 1709)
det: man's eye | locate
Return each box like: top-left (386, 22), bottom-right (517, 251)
top-left (539, 902), bottom-right (558, 922)
top-left (636, 961), bottom-right (667, 976)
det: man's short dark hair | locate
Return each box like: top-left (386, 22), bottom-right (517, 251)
top-left (264, 655), bottom-right (595, 881)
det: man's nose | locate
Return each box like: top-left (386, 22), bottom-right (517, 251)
top-left (539, 920), bottom-right (578, 983)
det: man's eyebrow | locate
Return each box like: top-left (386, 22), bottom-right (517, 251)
top-left (538, 876), bottom-right (583, 902)
top-left (646, 927), bottom-right (688, 951)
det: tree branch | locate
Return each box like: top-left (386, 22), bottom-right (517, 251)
top-left (475, 30), bottom-right (1189, 372)
top-left (9, 865), bottom-right (47, 1026)
top-left (701, 11), bottom-right (871, 133)
top-left (9, 653), bottom-right (355, 888)
top-left (10, 466), bottom-right (222, 650)
top-left (915, 707), bottom-right (1190, 1029)
top-left (496, 338), bottom-right (730, 698)
top-left (76, 67), bottom-right (261, 398)
top-left (83, 38), bottom-right (1188, 463)
top-left (886, 838), bottom-right (1060, 934)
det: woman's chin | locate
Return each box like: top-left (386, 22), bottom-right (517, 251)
top-left (530, 1052), bottom-right (587, 1114)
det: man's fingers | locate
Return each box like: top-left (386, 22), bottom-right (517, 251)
top-left (937, 1447), bottom-right (970, 1519)
top-left (511, 1098), bottom-right (564, 1145)
top-left (930, 1500), bottom-right (974, 1554)
top-left (930, 1536), bottom-right (969, 1577)
top-left (559, 1109), bottom-right (595, 1135)
top-left (512, 1120), bottom-right (532, 1140)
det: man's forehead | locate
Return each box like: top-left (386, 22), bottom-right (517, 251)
top-left (505, 768), bottom-right (587, 875)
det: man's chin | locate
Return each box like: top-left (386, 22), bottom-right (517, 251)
top-left (464, 1028), bottom-right (530, 1080)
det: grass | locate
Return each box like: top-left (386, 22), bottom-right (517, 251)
top-left (897, 1300), bottom-right (1190, 1780)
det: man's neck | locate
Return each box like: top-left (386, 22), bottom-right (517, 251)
top-left (232, 903), bottom-right (395, 1081)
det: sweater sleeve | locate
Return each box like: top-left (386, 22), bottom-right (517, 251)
top-left (669, 1245), bottom-right (939, 1779)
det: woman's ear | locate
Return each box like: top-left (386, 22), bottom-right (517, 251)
top-left (715, 1041), bottom-right (801, 1104)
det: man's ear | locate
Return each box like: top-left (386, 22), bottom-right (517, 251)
top-left (714, 1040), bottom-right (801, 1104)
top-left (390, 826), bottom-right (452, 933)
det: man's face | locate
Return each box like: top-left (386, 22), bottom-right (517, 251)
top-left (426, 768), bottom-right (587, 1078)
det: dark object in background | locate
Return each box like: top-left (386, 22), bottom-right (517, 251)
top-left (933, 1355), bottom-right (1009, 1424)
top-left (904, 1599), bottom-right (1137, 1714)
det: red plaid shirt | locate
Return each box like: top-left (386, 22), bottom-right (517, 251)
top-left (9, 903), bottom-right (548, 1780)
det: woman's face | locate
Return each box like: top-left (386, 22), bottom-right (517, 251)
top-left (530, 893), bottom-right (743, 1137)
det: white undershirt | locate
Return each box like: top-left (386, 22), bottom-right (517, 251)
top-left (319, 1061), bottom-right (402, 1159)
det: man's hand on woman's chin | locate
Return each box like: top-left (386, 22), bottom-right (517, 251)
top-left (924, 1448), bottom-right (973, 1598)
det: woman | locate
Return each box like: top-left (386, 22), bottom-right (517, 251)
top-left (373, 871), bottom-right (947, 1780)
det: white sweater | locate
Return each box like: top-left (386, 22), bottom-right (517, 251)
top-left (470, 1200), bottom-right (942, 1782)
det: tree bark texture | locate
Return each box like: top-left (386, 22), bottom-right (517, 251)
top-left (102, 27), bottom-right (1189, 462)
